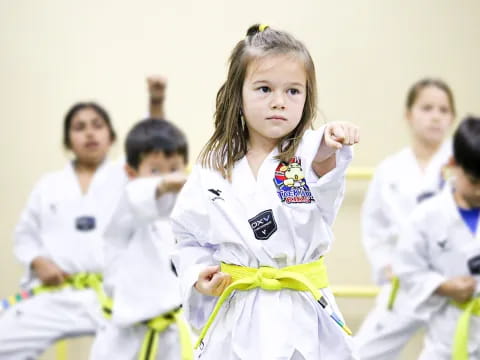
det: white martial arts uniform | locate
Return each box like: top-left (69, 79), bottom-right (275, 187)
top-left (0, 160), bottom-right (126, 360)
top-left (171, 128), bottom-right (357, 360)
top-left (90, 177), bottom-right (184, 360)
top-left (355, 141), bottom-right (452, 360)
top-left (393, 185), bottom-right (480, 359)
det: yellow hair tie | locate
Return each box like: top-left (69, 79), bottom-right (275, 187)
top-left (259, 24), bottom-right (269, 32)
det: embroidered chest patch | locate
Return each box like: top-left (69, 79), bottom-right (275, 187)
top-left (248, 209), bottom-right (277, 240)
top-left (75, 216), bottom-right (96, 231)
top-left (468, 254), bottom-right (480, 275)
top-left (273, 156), bottom-right (315, 204)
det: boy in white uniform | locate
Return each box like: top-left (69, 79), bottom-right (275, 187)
top-left (356, 78), bottom-right (456, 359)
top-left (90, 118), bottom-right (192, 360)
top-left (171, 24), bottom-right (359, 360)
top-left (0, 102), bottom-right (126, 359)
top-left (393, 116), bottom-right (480, 359)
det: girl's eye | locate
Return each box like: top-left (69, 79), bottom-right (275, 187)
top-left (421, 104), bottom-right (433, 112)
top-left (93, 119), bottom-right (106, 129)
top-left (151, 169), bottom-right (161, 174)
top-left (288, 88), bottom-right (300, 95)
top-left (258, 86), bottom-right (270, 93)
top-left (439, 106), bottom-right (450, 114)
top-left (72, 123), bottom-right (85, 131)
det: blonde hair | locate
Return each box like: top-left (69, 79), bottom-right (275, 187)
top-left (199, 24), bottom-right (318, 179)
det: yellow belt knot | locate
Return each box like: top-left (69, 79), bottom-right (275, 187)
top-left (256, 267), bottom-right (282, 290)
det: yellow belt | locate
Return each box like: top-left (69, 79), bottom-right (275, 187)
top-left (387, 276), bottom-right (400, 311)
top-left (139, 307), bottom-right (193, 360)
top-left (195, 257), bottom-right (352, 349)
top-left (102, 300), bottom-right (192, 360)
top-left (452, 297), bottom-right (480, 360)
top-left (33, 272), bottom-right (108, 303)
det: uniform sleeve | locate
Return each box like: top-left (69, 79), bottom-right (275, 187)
top-left (13, 180), bottom-right (49, 268)
top-left (392, 212), bottom-right (448, 320)
top-left (361, 165), bottom-right (397, 284)
top-left (170, 166), bottom-right (220, 330)
top-left (300, 127), bottom-right (353, 226)
top-left (125, 176), bottom-right (176, 221)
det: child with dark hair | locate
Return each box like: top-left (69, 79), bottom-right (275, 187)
top-left (90, 118), bottom-right (193, 360)
top-left (393, 116), bottom-right (480, 359)
top-left (0, 102), bottom-right (126, 359)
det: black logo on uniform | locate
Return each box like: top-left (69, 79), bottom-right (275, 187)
top-left (248, 209), bottom-right (277, 240)
top-left (75, 216), bottom-right (96, 231)
top-left (436, 239), bottom-right (448, 250)
top-left (468, 255), bottom-right (480, 275)
top-left (417, 191), bottom-right (435, 204)
top-left (208, 189), bottom-right (224, 202)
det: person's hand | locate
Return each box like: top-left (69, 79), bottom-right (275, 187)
top-left (194, 266), bottom-right (232, 296)
top-left (436, 276), bottom-right (477, 303)
top-left (156, 172), bottom-right (188, 197)
top-left (323, 122), bottom-right (360, 150)
top-left (31, 256), bottom-right (69, 286)
top-left (147, 75), bottom-right (167, 103)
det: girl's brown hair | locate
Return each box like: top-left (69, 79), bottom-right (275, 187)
top-left (406, 78), bottom-right (456, 115)
top-left (199, 24), bottom-right (317, 178)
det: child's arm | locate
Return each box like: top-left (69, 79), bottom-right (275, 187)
top-left (435, 276), bottom-right (477, 303)
top-left (147, 75), bottom-right (167, 119)
top-left (170, 166), bottom-right (223, 330)
top-left (125, 173), bottom-right (187, 223)
top-left (393, 210), bottom-right (449, 317)
top-left (14, 179), bottom-right (68, 286)
top-left (299, 122), bottom-right (358, 225)
top-left (311, 122), bottom-right (359, 177)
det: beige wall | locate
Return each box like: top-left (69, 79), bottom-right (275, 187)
top-left (1, 1), bottom-right (480, 359)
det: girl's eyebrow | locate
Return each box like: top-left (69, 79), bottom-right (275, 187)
top-left (251, 80), bottom-right (305, 88)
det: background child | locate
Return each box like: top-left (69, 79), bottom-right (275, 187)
top-left (355, 78), bottom-right (456, 360)
top-left (171, 24), bottom-right (359, 360)
top-left (0, 102), bottom-right (126, 359)
top-left (393, 116), bottom-right (480, 359)
top-left (90, 118), bottom-right (192, 360)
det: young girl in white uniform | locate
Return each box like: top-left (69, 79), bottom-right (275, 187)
top-left (170, 24), bottom-right (360, 360)
top-left (0, 102), bottom-right (126, 359)
top-left (355, 79), bottom-right (456, 359)
top-left (393, 116), bottom-right (480, 360)
top-left (90, 118), bottom-right (192, 360)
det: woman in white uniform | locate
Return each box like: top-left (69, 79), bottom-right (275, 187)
top-left (171, 24), bottom-right (359, 360)
top-left (355, 79), bottom-right (456, 359)
top-left (0, 102), bottom-right (126, 359)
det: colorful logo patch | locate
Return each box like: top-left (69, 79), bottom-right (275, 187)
top-left (273, 156), bottom-right (315, 204)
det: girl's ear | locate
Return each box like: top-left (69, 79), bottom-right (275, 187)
top-left (124, 164), bottom-right (138, 180)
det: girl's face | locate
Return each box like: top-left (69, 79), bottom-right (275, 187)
top-left (406, 85), bottom-right (454, 146)
top-left (68, 107), bottom-right (113, 166)
top-left (242, 54), bottom-right (307, 148)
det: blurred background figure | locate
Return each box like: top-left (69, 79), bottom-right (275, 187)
top-left (0, 103), bottom-right (126, 359)
top-left (393, 116), bottom-right (480, 360)
top-left (355, 79), bottom-right (456, 359)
